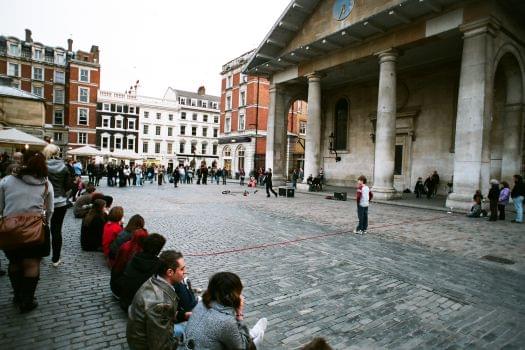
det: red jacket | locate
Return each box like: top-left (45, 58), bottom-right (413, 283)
top-left (102, 221), bottom-right (123, 258)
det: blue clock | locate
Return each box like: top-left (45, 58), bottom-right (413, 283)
top-left (333, 0), bottom-right (354, 21)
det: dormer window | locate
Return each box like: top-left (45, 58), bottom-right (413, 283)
top-left (8, 43), bottom-right (20, 56)
top-left (33, 48), bottom-right (42, 60)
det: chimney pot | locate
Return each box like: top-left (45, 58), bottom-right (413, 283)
top-left (25, 29), bottom-right (32, 43)
top-left (67, 38), bottom-right (73, 51)
top-left (197, 86), bottom-right (206, 96)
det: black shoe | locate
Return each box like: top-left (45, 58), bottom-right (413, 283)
top-left (19, 277), bottom-right (39, 314)
top-left (267, 195), bottom-right (270, 198)
top-left (19, 300), bottom-right (38, 313)
top-left (0, 269), bottom-right (6, 276)
top-left (274, 193), bottom-right (278, 198)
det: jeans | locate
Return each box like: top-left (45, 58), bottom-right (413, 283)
top-left (514, 196), bottom-right (523, 222)
top-left (173, 322), bottom-right (186, 340)
top-left (50, 205), bottom-right (68, 262)
top-left (357, 205), bottom-right (368, 231)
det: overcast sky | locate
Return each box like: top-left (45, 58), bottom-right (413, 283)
top-left (0, 0), bottom-right (290, 97)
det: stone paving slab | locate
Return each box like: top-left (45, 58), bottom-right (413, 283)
top-left (0, 181), bottom-right (524, 349)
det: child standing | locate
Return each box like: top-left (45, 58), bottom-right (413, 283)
top-left (498, 181), bottom-right (510, 220)
top-left (354, 175), bottom-right (373, 235)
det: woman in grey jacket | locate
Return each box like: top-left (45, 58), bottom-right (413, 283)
top-left (185, 272), bottom-right (267, 350)
top-left (43, 144), bottom-right (70, 266)
top-left (0, 151), bottom-right (54, 313)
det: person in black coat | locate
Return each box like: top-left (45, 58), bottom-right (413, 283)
top-left (80, 199), bottom-right (107, 251)
top-left (487, 179), bottom-right (500, 222)
top-left (264, 168), bottom-right (278, 198)
top-left (112, 233), bottom-right (166, 311)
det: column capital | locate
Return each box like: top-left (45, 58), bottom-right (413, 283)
top-left (306, 72), bottom-right (324, 82)
top-left (460, 17), bottom-right (501, 38)
top-left (376, 49), bottom-right (399, 63)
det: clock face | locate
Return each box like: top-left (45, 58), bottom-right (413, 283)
top-left (333, 0), bottom-right (354, 21)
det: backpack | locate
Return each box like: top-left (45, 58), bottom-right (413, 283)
top-left (64, 163), bottom-right (77, 193)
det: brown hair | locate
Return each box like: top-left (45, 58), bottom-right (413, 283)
top-left (158, 250), bottom-right (183, 276)
top-left (358, 175), bottom-right (367, 184)
top-left (302, 337), bottom-right (332, 350)
top-left (107, 206), bottom-right (124, 222)
top-left (18, 151), bottom-right (48, 178)
top-left (83, 199), bottom-right (106, 227)
top-left (124, 214), bottom-right (145, 232)
top-left (202, 272), bottom-right (243, 310)
top-left (142, 233), bottom-right (166, 255)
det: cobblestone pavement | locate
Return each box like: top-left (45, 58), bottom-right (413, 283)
top-left (0, 181), bottom-right (524, 349)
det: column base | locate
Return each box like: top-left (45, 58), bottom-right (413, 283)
top-left (445, 192), bottom-right (473, 211)
top-left (371, 186), bottom-right (401, 200)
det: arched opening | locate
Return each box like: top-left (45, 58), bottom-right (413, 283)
top-left (490, 51), bottom-right (524, 183)
top-left (236, 145), bottom-right (245, 172)
top-left (334, 98), bottom-right (349, 150)
top-left (222, 146), bottom-right (232, 177)
top-left (287, 99), bottom-right (308, 179)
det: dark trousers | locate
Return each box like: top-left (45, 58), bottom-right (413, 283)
top-left (498, 204), bottom-right (506, 220)
top-left (489, 201), bottom-right (498, 221)
top-left (357, 205), bottom-right (368, 231)
top-left (50, 205), bottom-right (68, 263)
top-left (266, 183), bottom-right (277, 197)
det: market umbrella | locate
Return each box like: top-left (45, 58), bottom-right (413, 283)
top-left (0, 128), bottom-right (47, 146)
top-left (68, 145), bottom-right (107, 157)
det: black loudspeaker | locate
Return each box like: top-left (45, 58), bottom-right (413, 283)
top-left (334, 192), bottom-right (347, 201)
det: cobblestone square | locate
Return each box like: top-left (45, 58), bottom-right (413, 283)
top-left (1, 182), bottom-right (524, 349)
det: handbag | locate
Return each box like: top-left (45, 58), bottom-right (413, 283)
top-left (0, 181), bottom-right (48, 250)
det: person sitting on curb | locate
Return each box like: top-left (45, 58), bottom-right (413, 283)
top-left (467, 190), bottom-right (487, 218)
top-left (73, 183), bottom-right (96, 218)
top-left (109, 214), bottom-right (145, 260)
top-left (102, 206), bottom-right (124, 266)
top-left (80, 199), bottom-right (107, 251)
top-left (127, 250), bottom-right (186, 350)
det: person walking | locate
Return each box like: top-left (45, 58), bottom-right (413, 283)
top-left (157, 166), bottom-right (165, 186)
top-left (431, 170), bottom-right (440, 197)
top-left (354, 175), bottom-right (372, 234)
top-left (487, 179), bottom-right (500, 222)
top-left (264, 168), bottom-right (278, 198)
top-left (498, 181), bottom-right (511, 220)
top-left (239, 168), bottom-right (246, 186)
top-left (43, 144), bottom-right (70, 267)
top-left (0, 151), bottom-right (54, 313)
top-left (511, 174), bottom-right (524, 223)
top-left (291, 169), bottom-right (299, 189)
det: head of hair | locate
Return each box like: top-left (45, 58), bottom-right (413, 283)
top-left (12, 152), bottom-right (23, 162)
top-left (125, 214), bottom-right (145, 232)
top-left (501, 181), bottom-right (509, 189)
top-left (42, 144), bottom-right (61, 159)
top-left (91, 193), bottom-right (105, 202)
top-left (18, 151), bottom-right (48, 178)
top-left (490, 179), bottom-right (499, 186)
top-left (514, 174), bottom-right (523, 183)
top-left (358, 175), bottom-right (367, 184)
top-left (142, 233), bottom-right (166, 255)
top-left (130, 228), bottom-right (149, 248)
top-left (85, 183), bottom-right (96, 193)
top-left (107, 206), bottom-right (124, 222)
top-left (301, 338), bottom-right (332, 350)
top-left (158, 250), bottom-right (183, 276)
top-left (202, 272), bottom-right (243, 309)
top-left (83, 199), bottom-right (106, 226)
top-left (103, 195), bottom-right (114, 208)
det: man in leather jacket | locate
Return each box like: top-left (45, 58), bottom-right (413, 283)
top-left (127, 250), bottom-right (186, 350)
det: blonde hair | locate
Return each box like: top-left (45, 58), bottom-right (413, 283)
top-left (42, 144), bottom-right (60, 159)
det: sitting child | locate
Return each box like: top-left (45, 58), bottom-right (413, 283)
top-left (102, 206), bottom-right (124, 265)
top-left (467, 190), bottom-right (487, 218)
top-left (80, 199), bottom-right (107, 251)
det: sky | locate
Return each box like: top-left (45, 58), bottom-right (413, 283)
top-left (0, 0), bottom-right (290, 97)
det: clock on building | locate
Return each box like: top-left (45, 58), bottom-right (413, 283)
top-left (333, 0), bottom-right (354, 21)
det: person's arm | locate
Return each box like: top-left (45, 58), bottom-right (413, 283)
top-left (45, 180), bottom-right (54, 221)
top-left (219, 319), bottom-right (254, 350)
top-left (0, 179), bottom-right (5, 215)
top-left (145, 303), bottom-right (178, 349)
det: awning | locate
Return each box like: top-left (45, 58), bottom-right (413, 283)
top-left (0, 128), bottom-right (47, 146)
top-left (109, 149), bottom-right (142, 160)
top-left (68, 145), bottom-right (107, 157)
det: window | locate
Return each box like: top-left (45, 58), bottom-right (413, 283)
top-left (155, 126), bottom-right (161, 136)
top-left (128, 120), bottom-right (135, 130)
top-left (78, 108), bottom-right (88, 125)
top-left (79, 87), bottom-right (89, 103)
top-left (203, 114), bottom-right (208, 122)
top-left (226, 96), bottom-right (232, 110)
top-left (116, 104), bottom-right (123, 113)
top-left (190, 99), bottom-right (196, 106)
top-left (156, 112), bottom-right (161, 119)
top-left (334, 99), bottom-right (349, 150)
top-left (54, 88), bottom-right (64, 104)
top-left (79, 69), bottom-right (89, 82)
top-left (213, 128), bottom-right (218, 137)
top-left (129, 106), bottom-right (135, 114)
top-left (155, 142), bottom-right (161, 154)
top-left (54, 110), bottom-right (64, 125)
top-left (143, 142), bottom-right (149, 153)
top-left (227, 75), bottom-right (232, 88)
top-left (224, 147), bottom-right (231, 157)
top-left (168, 127), bottom-right (173, 137)
top-left (179, 143), bottom-right (185, 153)
top-left (225, 116), bottom-right (231, 133)
top-left (144, 111), bottom-right (149, 118)
top-left (241, 73), bottom-right (248, 83)
top-left (32, 85), bottom-right (43, 97)
top-left (128, 138), bottom-right (135, 151)
top-left (212, 144), bottom-right (218, 155)
top-left (192, 126), bottom-right (197, 136)
top-left (8, 63), bottom-right (19, 77)
top-left (238, 114), bottom-right (245, 131)
top-left (78, 132), bottom-right (87, 144)
top-left (299, 121), bottom-right (306, 135)
top-left (168, 114), bottom-right (173, 121)
top-left (53, 132), bottom-right (63, 142)
top-left (101, 136), bottom-right (109, 149)
top-left (33, 48), bottom-right (42, 60)
top-left (102, 103), bottom-right (110, 111)
top-left (192, 113), bottom-right (198, 121)
top-left (201, 143), bottom-right (207, 155)
top-left (239, 91), bottom-right (246, 106)
top-left (8, 43), bottom-right (20, 56)
top-left (179, 97), bottom-right (186, 105)
top-left (394, 145), bottom-right (403, 175)
top-left (54, 70), bottom-right (65, 84)
top-left (102, 116), bottom-right (110, 128)
top-left (214, 115), bottom-right (219, 123)
top-left (33, 67), bottom-right (43, 81)
top-left (181, 112), bottom-right (186, 120)
top-left (143, 125), bottom-right (149, 134)
top-left (55, 52), bottom-right (66, 65)
top-left (167, 143), bottom-right (173, 154)
top-left (202, 127), bottom-right (207, 137)
top-left (180, 125), bottom-right (186, 135)
top-left (115, 137), bottom-right (123, 150)
top-left (202, 101), bottom-right (208, 108)
top-left (237, 147), bottom-right (245, 171)
top-left (212, 102), bottom-right (218, 110)
top-left (116, 119), bottom-right (123, 129)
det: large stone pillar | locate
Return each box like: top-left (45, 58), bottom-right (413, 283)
top-left (501, 103), bottom-right (523, 182)
top-left (303, 73), bottom-right (322, 182)
top-left (265, 84), bottom-right (287, 184)
top-left (446, 20), bottom-right (497, 210)
top-left (372, 49), bottom-right (399, 199)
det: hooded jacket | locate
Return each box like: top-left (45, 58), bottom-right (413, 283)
top-left (0, 175), bottom-right (54, 220)
top-left (47, 159), bottom-right (70, 207)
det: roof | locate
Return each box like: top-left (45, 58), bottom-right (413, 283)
top-left (164, 87), bottom-right (220, 102)
top-left (0, 128), bottom-right (47, 146)
top-left (0, 85), bottom-right (45, 101)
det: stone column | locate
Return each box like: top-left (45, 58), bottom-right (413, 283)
top-left (372, 49), bottom-right (400, 199)
top-left (446, 19), bottom-right (498, 210)
top-left (265, 84), bottom-right (287, 185)
top-left (501, 103), bottom-right (523, 182)
top-left (303, 73), bottom-right (322, 182)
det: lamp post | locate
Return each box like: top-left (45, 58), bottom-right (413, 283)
top-left (329, 132), bottom-right (341, 162)
top-left (253, 76), bottom-right (260, 176)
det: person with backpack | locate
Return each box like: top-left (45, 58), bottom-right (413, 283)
top-left (354, 175), bottom-right (373, 235)
top-left (498, 181), bottom-right (511, 220)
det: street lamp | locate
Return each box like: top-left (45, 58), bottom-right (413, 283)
top-left (328, 133), bottom-right (341, 162)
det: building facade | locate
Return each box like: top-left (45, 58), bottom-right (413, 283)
top-left (245, 0), bottom-right (525, 210)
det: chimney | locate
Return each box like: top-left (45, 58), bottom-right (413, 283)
top-left (90, 45), bottom-right (99, 62)
top-left (25, 29), bottom-right (32, 43)
top-left (67, 38), bottom-right (73, 52)
top-left (197, 86), bottom-right (206, 96)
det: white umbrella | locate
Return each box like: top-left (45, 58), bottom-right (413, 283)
top-left (0, 128), bottom-right (47, 146)
top-left (110, 149), bottom-right (142, 160)
top-left (68, 145), bottom-right (107, 157)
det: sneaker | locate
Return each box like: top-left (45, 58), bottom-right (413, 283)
top-left (353, 229), bottom-right (361, 234)
top-left (52, 259), bottom-right (63, 267)
top-left (362, 230), bottom-right (367, 235)
top-left (250, 317), bottom-right (268, 345)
